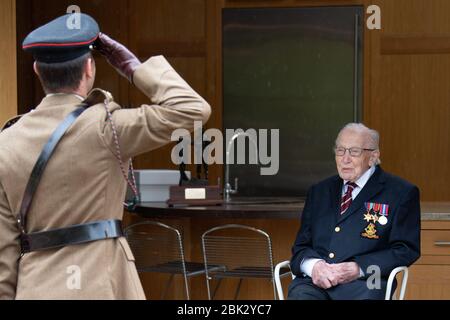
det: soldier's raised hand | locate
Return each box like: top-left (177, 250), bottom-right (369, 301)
top-left (93, 33), bottom-right (141, 83)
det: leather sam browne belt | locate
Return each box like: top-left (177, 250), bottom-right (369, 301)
top-left (20, 220), bottom-right (123, 254)
top-left (17, 105), bottom-right (123, 254)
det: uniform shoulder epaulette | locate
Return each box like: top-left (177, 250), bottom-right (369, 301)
top-left (83, 88), bottom-right (114, 106)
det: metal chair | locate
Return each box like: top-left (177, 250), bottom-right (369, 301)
top-left (385, 266), bottom-right (409, 300)
top-left (274, 260), bottom-right (295, 300)
top-left (201, 224), bottom-right (291, 300)
top-left (274, 260), bottom-right (409, 300)
top-left (125, 221), bottom-right (217, 300)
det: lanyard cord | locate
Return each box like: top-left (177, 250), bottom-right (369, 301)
top-left (103, 100), bottom-right (139, 209)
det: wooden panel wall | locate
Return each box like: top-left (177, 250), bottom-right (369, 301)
top-left (127, 0), bottom-right (209, 176)
top-left (365, 0), bottom-right (450, 201)
top-left (0, 0), bottom-right (17, 125)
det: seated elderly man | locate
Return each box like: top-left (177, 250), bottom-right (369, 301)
top-left (288, 123), bottom-right (420, 300)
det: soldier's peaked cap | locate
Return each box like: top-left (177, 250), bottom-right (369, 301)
top-left (23, 13), bottom-right (99, 63)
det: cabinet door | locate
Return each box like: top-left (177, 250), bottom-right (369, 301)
top-left (406, 265), bottom-right (450, 300)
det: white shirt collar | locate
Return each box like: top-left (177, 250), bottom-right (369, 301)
top-left (344, 165), bottom-right (376, 190)
top-left (46, 93), bottom-right (85, 101)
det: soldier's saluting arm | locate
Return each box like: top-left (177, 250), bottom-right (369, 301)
top-left (94, 33), bottom-right (211, 158)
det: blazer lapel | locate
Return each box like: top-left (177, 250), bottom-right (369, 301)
top-left (337, 166), bottom-right (386, 224)
top-left (330, 175), bottom-right (343, 218)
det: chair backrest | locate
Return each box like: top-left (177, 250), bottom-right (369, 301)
top-left (124, 221), bottom-right (187, 274)
top-left (385, 266), bottom-right (409, 300)
top-left (274, 260), bottom-right (292, 300)
top-left (201, 224), bottom-right (275, 279)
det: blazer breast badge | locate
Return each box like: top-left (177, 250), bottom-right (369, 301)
top-left (361, 202), bottom-right (389, 239)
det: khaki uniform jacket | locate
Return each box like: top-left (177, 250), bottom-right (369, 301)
top-left (0, 56), bottom-right (211, 299)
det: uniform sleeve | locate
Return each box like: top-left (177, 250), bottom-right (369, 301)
top-left (101, 55), bottom-right (211, 159)
top-left (353, 186), bottom-right (421, 278)
top-left (0, 184), bottom-right (20, 299)
top-left (290, 185), bottom-right (323, 276)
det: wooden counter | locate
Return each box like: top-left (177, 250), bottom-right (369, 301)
top-left (133, 197), bottom-right (304, 220)
top-left (421, 202), bottom-right (450, 221)
top-left (133, 200), bottom-right (450, 221)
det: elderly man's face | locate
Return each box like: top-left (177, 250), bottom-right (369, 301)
top-left (335, 129), bottom-right (378, 182)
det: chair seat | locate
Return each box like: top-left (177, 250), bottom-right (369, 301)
top-left (139, 260), bottom-right (224, 277)
top-left (209, 266), bottom-right (291, 279)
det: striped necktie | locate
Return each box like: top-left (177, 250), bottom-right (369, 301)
top-left (340, 182), bottom-right (358, 214)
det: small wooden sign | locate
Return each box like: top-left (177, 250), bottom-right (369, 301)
top-left (166, 185), bottom-right (223, 206)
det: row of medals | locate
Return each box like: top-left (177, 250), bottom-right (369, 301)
top-left (361, 209), bottom-right (388, 239)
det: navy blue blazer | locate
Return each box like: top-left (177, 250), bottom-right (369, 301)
top-left (289, 166), bottom-right (421, 299)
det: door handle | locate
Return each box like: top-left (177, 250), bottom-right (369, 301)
top-left (434, 241), bottom-right (450, 247)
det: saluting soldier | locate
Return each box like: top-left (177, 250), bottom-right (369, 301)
top-left (0, 13), bottom-right (211, 299)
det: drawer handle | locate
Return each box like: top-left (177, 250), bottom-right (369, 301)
top-left (434, 241), bottom-right (450, 247)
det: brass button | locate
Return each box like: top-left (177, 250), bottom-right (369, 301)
top-left (335, 227), bottom-right (341, 233)
top-left (329, 253), bottom-right (335, 259)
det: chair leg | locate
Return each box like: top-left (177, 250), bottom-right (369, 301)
top-left (183, 273), bottom-right (190, 300)
top-left (271, 279), bottom-right (277, 300)
top-left (161, 274), bottom-right (175, 300)
top-left (234, 278), bottom-right (243, 300)
top-left (212, 278), bottom-right (223, 300)
top-left (206, 275), bottom-right (212, 300)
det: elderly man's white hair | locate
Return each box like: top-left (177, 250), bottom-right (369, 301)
top-left (336, 123), bottom-right (381, 165)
